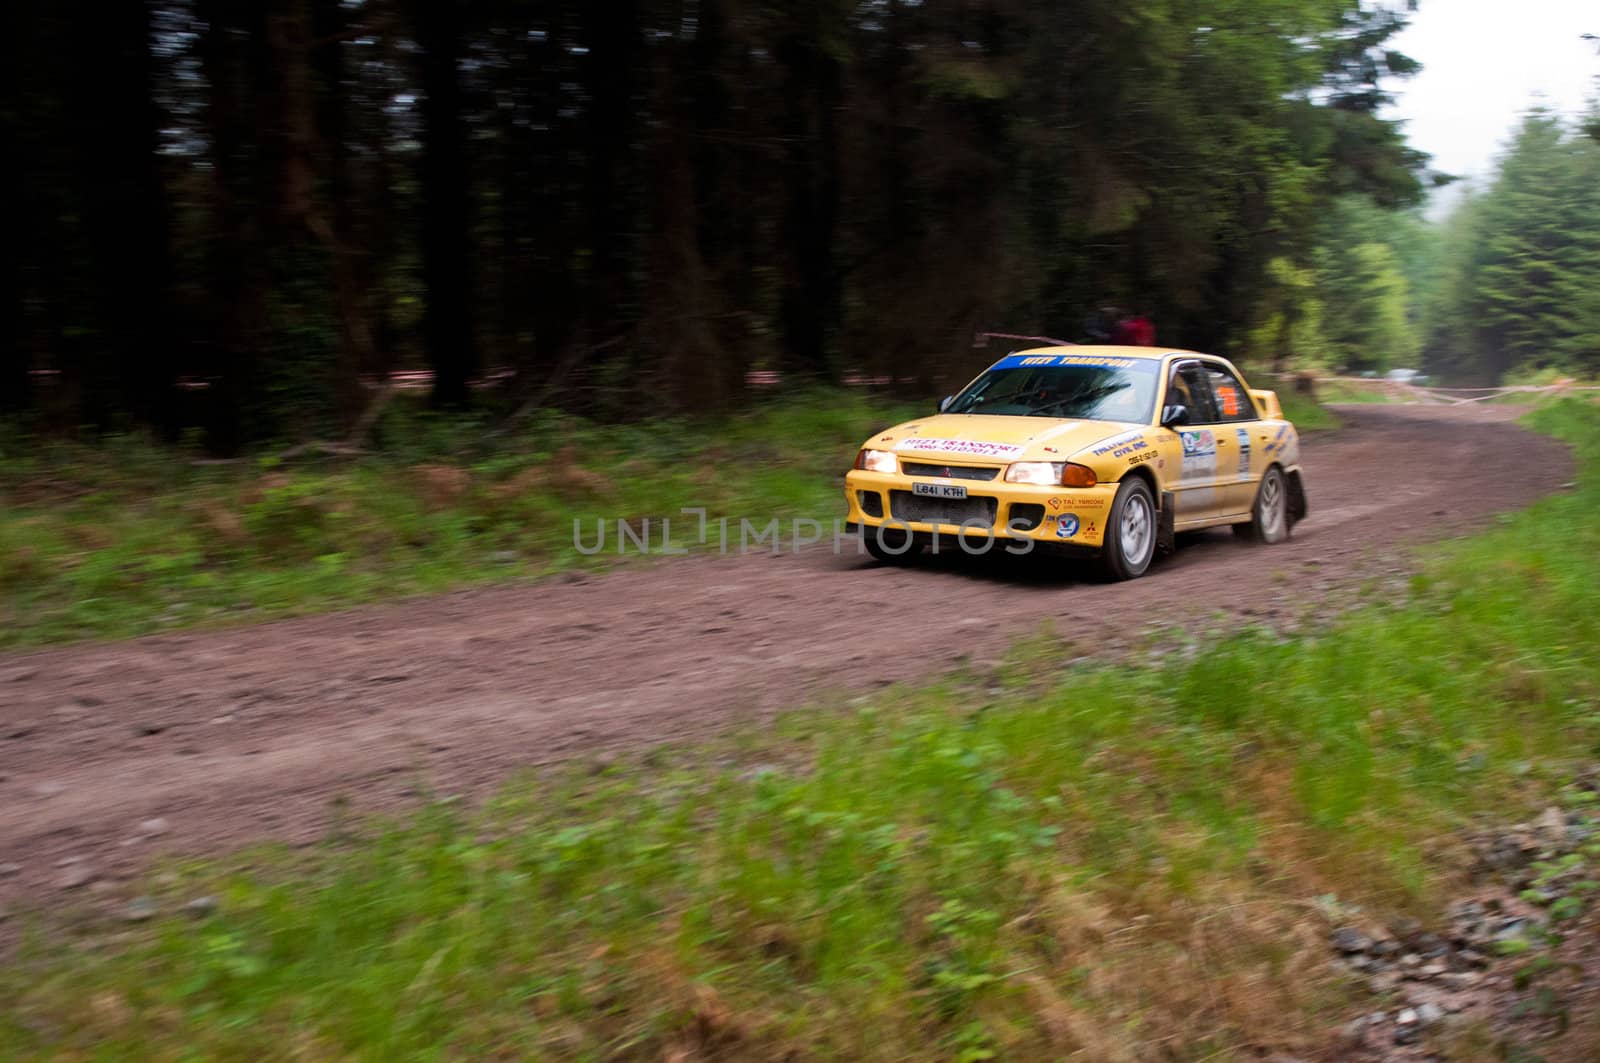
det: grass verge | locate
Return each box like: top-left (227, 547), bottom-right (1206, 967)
top-left (1, 401), bottom-right (1596, 1059)
top-left (0, 383), bottom-right (1341, 651)
top-left (1276, 389), bottom-right (1342, 431)
top-left (0, 391), bottom-right (922, 648)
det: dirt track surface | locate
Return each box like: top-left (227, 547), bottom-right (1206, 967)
top-left (0, 405), bottom-right (1575, 906)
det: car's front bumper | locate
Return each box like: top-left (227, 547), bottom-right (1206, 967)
top-left (843, 470), bottom-right (1119, 549)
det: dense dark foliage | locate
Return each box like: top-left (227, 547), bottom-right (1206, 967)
top-left (4, 0), bottom-right (1429, 448)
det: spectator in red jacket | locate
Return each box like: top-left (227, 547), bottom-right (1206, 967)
top-left (1112, 310), bottom-right (1155, 346)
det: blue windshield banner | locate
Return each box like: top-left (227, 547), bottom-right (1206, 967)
top-left (989, 353), bottom-right (1161, 372)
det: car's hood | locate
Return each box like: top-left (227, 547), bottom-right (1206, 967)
top-left (868, 414), bottom-right (1145, 463)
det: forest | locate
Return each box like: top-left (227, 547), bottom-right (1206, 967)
top-left (1, 1), bottom-right (1596, 452)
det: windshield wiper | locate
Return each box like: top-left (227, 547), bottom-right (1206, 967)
top-left (1029, 383), bottom-right (1126, 416)
top-left (950, 391), bottom-right (1028, 414)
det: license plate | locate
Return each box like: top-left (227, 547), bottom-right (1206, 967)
top-left (913, 482), bottom-right (967, 500)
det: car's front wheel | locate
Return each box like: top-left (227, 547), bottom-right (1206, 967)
top-left (1099, 478), bottom-right (1157, 580)
top-left (1235, 465), bottom-right (1290, 544)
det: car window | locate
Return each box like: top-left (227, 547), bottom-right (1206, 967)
top-left (1169, 364), bottom-right (1218, 423)
top-left (1201, 364), bottom-right (1257, 422)
top-left (944, 356), bottom-right (1161, 422)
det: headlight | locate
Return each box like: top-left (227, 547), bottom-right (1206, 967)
top-left (854, 449), bottom-right (897, 473)
top-left (1004, 461), bottom-right (1066, 485)
top-left (1003, 462), bottom-right (1097, 487)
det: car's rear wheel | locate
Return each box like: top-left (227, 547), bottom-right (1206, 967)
top-left (1099, 478), bottom-right (1157, 580)
top-left (1236, 465), bottom-right (1289, 544)
top-left (863, 524), bottom-right (923, 563)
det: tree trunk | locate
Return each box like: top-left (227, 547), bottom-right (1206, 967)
top-left (73, 0), bottom-right (175, 434)
top-left (776, 11), bottom-right (842, 381)
top-left (414, 0), bottom-right (476, 408)
top-left (198, 0), bottom-right (265, 453)
top-left (0, 0), bottom-right (27, 414)
top-left (686, 0), bottom-right (748, 407)
top-left (493, 20), bottom-right (535, 377)
top-left (648, 3), bottom-right (726, 412)
top-left (578, 0), bottom-right (641, 397)
top-left (527, 18), bottom-right (576, 383)
top-left (312, 0), bottom-right (374, 427)
top-left (370, 9), bottom-right (402, 387)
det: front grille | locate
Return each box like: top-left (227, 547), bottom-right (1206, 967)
top-left (1008, 503), bottom-right (1045, 531)
top-left (857, 490), bottom-right (884, 518)
top-left (900, 462), bottom-right (1001, 482)
top-left (889, 491), bottom-right (998, 527)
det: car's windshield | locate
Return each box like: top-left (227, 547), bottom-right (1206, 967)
top-left (944, 354), bottom-right (1161, 422)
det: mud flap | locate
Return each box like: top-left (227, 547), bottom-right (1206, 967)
top-left (1157, 491), bottom-right (1176, 555)
top-left (1287, 473), bottom-right (1308, 528)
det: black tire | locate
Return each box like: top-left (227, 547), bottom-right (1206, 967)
top-left (863, 524), bottom-right (923, 563)
top-left (1240, 465), bottom-right (1290, 544)
top-left (1099, 478), bottom-right (1158, 581)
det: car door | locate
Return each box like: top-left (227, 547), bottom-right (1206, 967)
top-left (1163, 361), bottom-right (1243, 525)
top-left (1196, 360), bottom-right (1266, 516)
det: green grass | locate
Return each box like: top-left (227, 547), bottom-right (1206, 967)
top-left (0, 386), bottom-right (1345, 650)
top-left (0, 391), bottom-right (924, 648)
top-left (2, 401), bottom-right (1597, 1060)
top-left (1276, 390), bottom-right (1342, 431)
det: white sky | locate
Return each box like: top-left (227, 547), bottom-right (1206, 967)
top-left (1383, 0), bottom-right (1596, 209)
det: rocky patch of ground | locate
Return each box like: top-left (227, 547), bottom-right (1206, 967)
top-left (1330, 770), bottom-right (1600, 1060)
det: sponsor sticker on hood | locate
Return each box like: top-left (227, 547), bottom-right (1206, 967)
top-left (893, 438), bottom-right (1025, 458)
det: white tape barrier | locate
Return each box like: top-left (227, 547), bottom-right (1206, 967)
top-left (1288, 375), bottom-right (1600, 406)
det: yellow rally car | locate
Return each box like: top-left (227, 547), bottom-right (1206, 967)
top-left (844, 346), bottom-right (1307, 579)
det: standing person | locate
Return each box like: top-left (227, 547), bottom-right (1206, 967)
top-left (1112, 308), bottom-right (1155, 346)
top-left (1083, 305), bottom-right (1119, 344)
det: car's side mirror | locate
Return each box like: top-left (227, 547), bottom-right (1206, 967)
top-left (938, 395), bottom-right (954, 413)
top-left (1160, 403), bottom-right (1188, 428)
